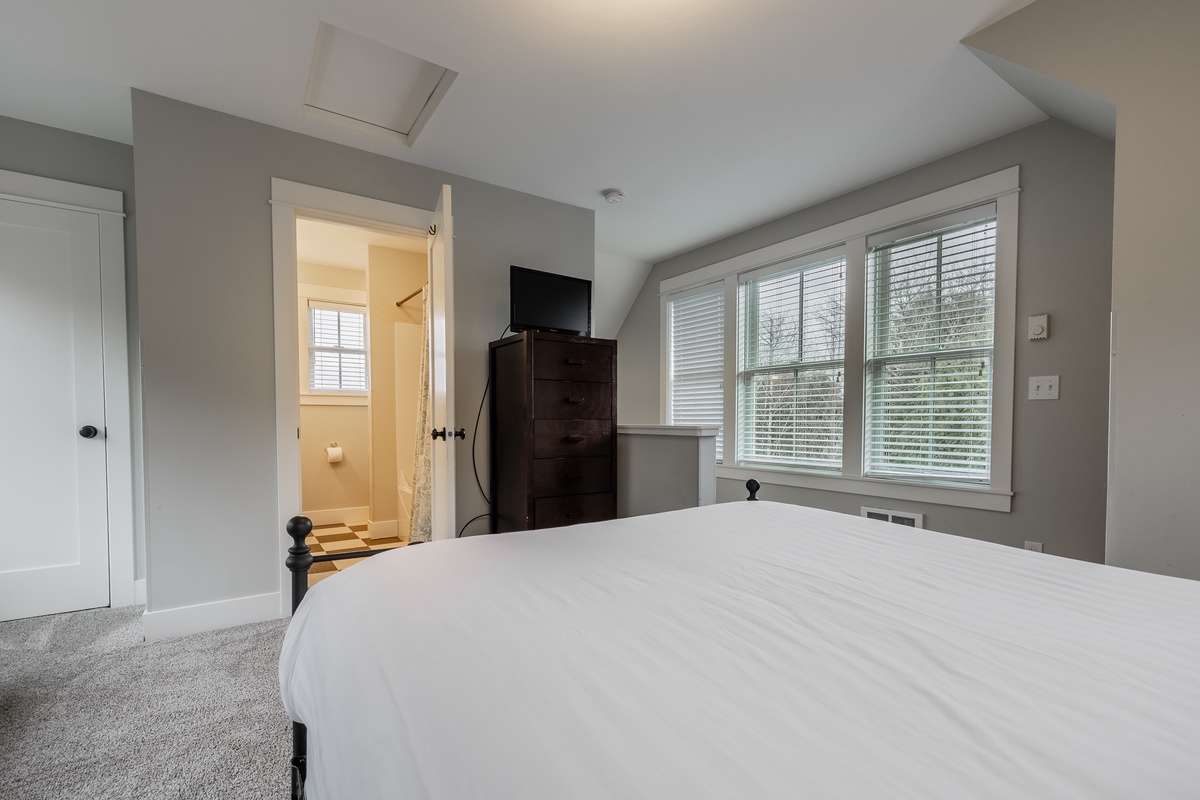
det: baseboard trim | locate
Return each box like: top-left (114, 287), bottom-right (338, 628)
top-left (367, 519), bottom-right (398, 540)
top-left (302, 506), bottom-right (369, 527)
top-left (134, 579), bottom-right (147, 606)
top-left (142, 591), bottom-right (281, 641)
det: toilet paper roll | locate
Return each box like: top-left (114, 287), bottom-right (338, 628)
top-left (326, 446), bottom-right (344, 464)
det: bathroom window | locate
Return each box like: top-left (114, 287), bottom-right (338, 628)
top-left (308, 301), bottom-right (368, 393)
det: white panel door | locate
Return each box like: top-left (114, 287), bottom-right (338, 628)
top-left (428, 185), bottom-right (456, 541)
top-left (0, 197), bottom-right (109, 621)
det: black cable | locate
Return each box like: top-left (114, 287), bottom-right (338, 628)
top-left (457, 512), bottom-right (492, 538)
top-left (470, 325), bottom-right (510, 506)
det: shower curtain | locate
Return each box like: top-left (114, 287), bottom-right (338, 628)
top-left (409, 286), bottom-right (433, 543)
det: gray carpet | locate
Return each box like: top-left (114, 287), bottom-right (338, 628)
top-left (0, 606), bottom-right (291, 799)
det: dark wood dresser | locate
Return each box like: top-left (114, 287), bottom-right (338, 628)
top-left (489, 331), bottom-right (617, 532)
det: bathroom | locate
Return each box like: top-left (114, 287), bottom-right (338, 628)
top-left (294, 218), bottom-right (428, 581)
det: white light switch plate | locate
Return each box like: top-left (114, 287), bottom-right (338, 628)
top-left (1029, 375), bottom-right (1060, 400)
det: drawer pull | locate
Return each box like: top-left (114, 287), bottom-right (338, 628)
top-left (564, 358), bottom-right (587, 366)
top-left (565, 434), bottom-right (586, 443)
top-left (565, 396), bottom-right (586, 404)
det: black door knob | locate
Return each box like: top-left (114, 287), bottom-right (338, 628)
top-left (453, 428), bottom-right (466, 440)
top-left (431, 428), bottom-right (446, 440)
top-left (79, 425), bottom-right (99, 439)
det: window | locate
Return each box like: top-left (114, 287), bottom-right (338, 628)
top-left (864, 207), bottom-right (996, 483)
top-left (667, 285), bottom-right (724, 459)
top-left (659, 168), bottom-right (1018, 511)
top-left (308, 302), bottom-right (368, 393)
top-left (738, 252), bottom-right (846, 470)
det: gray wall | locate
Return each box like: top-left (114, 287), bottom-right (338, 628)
top-left (0, 113), bottom-right (146, 582)
top-left (131, 92), bottom-right (593, 612)
top-left (618, 119), bottom-right (1114, 562)
top-left (965, 0), bottom-right (1200, 580)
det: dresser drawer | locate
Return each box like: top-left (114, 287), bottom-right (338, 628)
top-left (533, 419), bottom-right (613, 458)
top-left (533, 457), bottom-right (613, 498)
top-left (533, 380), bottom-right (613, 420)
top-left (534, 493), bottom-right (615, 528)
top-left (533, 340), bottom-right (613, 383)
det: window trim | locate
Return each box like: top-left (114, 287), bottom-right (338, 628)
top-left (659, 168), bottom-right (1018, 512)
top-left (297, 287), bottom-right (369, 404)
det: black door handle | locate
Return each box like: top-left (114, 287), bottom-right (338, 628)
top-left (431, 428), bottom-right (446, 440)
top-left (453, 428), bottom-right (466, 440)
top-left (79, 425), bottom-right (99, 439)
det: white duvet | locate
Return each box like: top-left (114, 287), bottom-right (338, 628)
top-left (280, 501), bottom-right (1200, 799)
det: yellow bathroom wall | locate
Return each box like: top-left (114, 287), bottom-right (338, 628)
top-left (298, 261), bottom-right (370, 521)
top-left (367, 246), bottom-right (427, 532)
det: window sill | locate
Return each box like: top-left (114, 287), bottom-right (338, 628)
top-left (716, 464), bottom-right (1012, 512)
top-left (300, 394), bottom-right (368, 407)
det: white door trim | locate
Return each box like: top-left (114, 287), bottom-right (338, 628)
top-left (270, 179), bottom-right (435, 617)
top-left (0, 168), bottom-right (134, 609)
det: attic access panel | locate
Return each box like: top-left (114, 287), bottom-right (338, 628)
top-left (304, 22), bottom-right (457, 147)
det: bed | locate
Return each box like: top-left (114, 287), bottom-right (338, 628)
top-left (279, 490), bottom-right (1200, 799)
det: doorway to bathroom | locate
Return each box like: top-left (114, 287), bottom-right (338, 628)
top-left (271, 180), bottom-right (458, 608)
top-left (294, 217), bottom-right (425, 584)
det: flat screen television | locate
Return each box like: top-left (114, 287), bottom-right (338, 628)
top-left (509, 266), bottom-right (592, 336)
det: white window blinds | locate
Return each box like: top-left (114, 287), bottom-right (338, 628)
top-left (864, 206), bottom-right (996, 483)
top-left (309, 303), bottom-right (368, 393)
top-left (668, 285), bottom-right (724, 460)
top-left (738, 253), bottom-right (846, 470)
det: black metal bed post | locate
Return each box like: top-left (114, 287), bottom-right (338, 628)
top-left (285, 515), bottom-right (313, 800)
top-left (746, 478), bottom-right (761, 501)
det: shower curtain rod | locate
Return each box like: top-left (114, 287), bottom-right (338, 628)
top-left (396, 288), bottom-right (422, 307)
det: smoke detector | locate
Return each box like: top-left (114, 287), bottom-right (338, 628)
top-left (602, 189), bottom-right (626, 204)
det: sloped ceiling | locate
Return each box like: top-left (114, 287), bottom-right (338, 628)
top-left (1, 0), bottom-right (1047, 263)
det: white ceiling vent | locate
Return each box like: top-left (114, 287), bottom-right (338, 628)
top-left (304, 23), bottom-right (457, 147)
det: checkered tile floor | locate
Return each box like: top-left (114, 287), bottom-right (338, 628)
top-left (307, 523), bottom-right (405, 587)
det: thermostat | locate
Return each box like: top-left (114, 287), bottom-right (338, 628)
top-left (1028, 314), bottom-right (1049, 340)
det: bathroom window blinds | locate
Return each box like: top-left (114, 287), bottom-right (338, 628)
top-left (309, 302), bottom-right (368, 393)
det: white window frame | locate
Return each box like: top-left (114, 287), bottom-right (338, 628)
top-left (659, 168), bottom-right (1018, 512)
top-left (298, 286), bottom-right (369, 406)
top-left (737, 247), bottom-right (848, 472)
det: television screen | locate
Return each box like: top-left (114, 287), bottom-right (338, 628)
top-left (509, 266), bottom-right (592, 336)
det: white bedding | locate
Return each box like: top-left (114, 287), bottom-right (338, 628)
top-left (280, 501), bottom-right (1200, 799)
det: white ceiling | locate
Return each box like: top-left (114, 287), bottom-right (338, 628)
top-left (296, 217), bottom-right (425, 271)
top-left (0, 0), bottom-right (1046, 263)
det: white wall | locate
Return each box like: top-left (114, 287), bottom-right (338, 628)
top-left (966, 0), bottom-right (1200, 579)
top-left (594, 251), bottom-right (652, 339)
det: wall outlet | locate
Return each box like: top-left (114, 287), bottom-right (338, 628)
top-left (1024, 541), bottom-right (1043, 553)
top-left (1028, 375), bottom-right (1059, 400)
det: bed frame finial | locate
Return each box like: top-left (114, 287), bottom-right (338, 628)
top-left (286, 516), bottom-right (314, 614)
top-left (284, 515), bottom-right (313, 799)
top-left (746, 479), bottom-right (761, 501)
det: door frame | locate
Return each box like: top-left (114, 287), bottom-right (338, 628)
top-left (270, 179), bottom-right (439, 617)
top-left (0, 168), bottom-right (135, 609)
